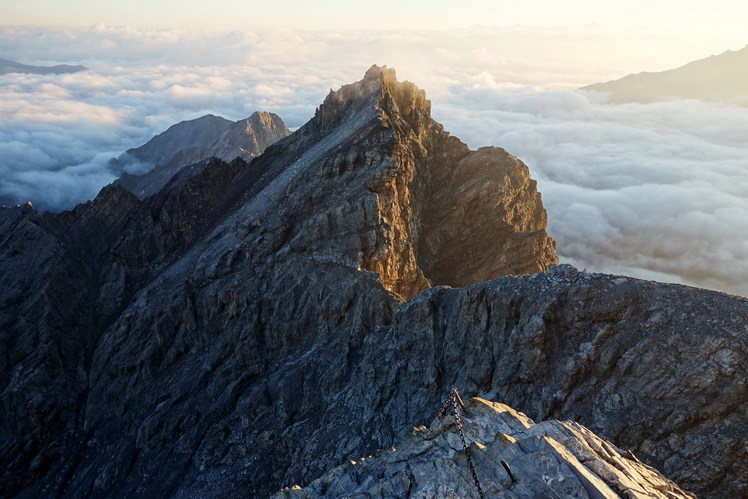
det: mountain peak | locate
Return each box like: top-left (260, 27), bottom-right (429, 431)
top-left (290, 65), bottom-right (556, 299)
top-left (112, 111), bottom-right (290, 198)
top-left (245, 111), bottom-right (288, 136)
top-left (363, 63), bottom-right (396, 82)
top-left (310, 65), bottom-right (431, 137)
top-left (363, 64), bottom-right (431, 120)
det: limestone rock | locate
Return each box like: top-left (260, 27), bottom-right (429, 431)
top-left (274, 397), bottom-right (695, 498)
top-left (0, 66), bottom-right (744, 499)
top-left (297, 64), bottom-right (558, 299)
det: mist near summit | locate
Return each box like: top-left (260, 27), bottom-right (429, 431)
top-left (1, 25), bottom-right (747, 296)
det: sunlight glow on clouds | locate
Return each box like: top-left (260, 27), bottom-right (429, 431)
top-left (4, 1), bottom-right (748, 54)
top-left (1, 25), bottom-right (747, 297)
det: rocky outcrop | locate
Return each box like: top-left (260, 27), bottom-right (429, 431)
top-left (275, 397), bottom-right (695, 498)
top-left (296, 65), bottom-right (557, 299)
top-left (113, 111), bottom-right (290, 198)
top-left (0, 66), bottom-right (744, 499)
top-left (341, 265), bottom-right (747, 498)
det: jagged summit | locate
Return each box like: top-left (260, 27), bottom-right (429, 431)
top-left (364, 63), bottom-right (392, 80)
top-left (309, 64), bottom-right (431, 135)
top-left (276, 65), bottom-right (557, 298)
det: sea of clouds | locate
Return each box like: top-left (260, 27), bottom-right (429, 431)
top-left (2, 25), bottom-right (747, 296)
top-left (434, 88), bottom-right (748, 296)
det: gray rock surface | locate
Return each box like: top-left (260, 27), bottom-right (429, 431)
top-left (113, 111), bottom-right (290, 198)
top-left (275, 397), bottom-right (695, 498)
top-left (0, 66), bottom-right (745, 499)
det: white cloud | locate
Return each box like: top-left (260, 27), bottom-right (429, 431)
top-left (1, 25), bottom-right (747, 297)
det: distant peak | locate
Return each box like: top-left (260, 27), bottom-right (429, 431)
top-left (196, 114), bottom-right (227, 121)
top-left (247, 110), bottom-right (283, 123)
top-left (243, 111), bottom-right (290, 136)
top-left (174, 114), bottom-right (232, 127)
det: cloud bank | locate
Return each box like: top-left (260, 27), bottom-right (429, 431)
top-left (1, 25), bottom-right (630, 211)
top-left (2, 25), bottom-right (747, 297)
top-left (433, 88), bottom-right (748, 297)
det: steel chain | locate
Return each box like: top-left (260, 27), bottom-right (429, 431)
top-left (438, 389), bottom-right (485, 499)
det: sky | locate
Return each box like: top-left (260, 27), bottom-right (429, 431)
top-left (3, 1), bottom-right (747, 65)
top-left (3, 1), bottom-right (747, 36)
top-left (1, 3), bottom-right (747, 296)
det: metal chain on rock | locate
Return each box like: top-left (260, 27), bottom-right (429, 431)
top-left (437, 389), bottom-right (485, 499)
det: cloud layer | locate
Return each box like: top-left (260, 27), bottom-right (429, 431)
top-left (1, 25), bottom-right (628, 211)
top-left (2, 26), bottom-right (747, 297)
top-left (433, 88), bottom-right (748, 296)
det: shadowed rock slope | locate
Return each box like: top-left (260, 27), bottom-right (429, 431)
top-left (0, 66), bottom-right (744, 499)
top-left (275, 397), bottom-right (695, 498)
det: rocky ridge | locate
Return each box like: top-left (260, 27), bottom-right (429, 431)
top-left (275, 397), bottom-right (695, 498)
top-left (0, 66), bottom-right (745, 498)
top-left (113, 111), bottom-right (290, 198)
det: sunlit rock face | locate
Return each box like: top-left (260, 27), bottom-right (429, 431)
top-left (275, 397), bottom-right (696, 499)
top-left (318, 65), bottom-right (558, 299)
top-left (0, 66), bottom-right (744, 499)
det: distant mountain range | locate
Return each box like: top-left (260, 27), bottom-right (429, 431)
top-left (582, 45), bottom-right (748, 106)
top-left (0, 57), bottom-right (87, 75)
top-left (112, 111), bottom-right (290, 198)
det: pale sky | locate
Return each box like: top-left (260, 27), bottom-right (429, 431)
top-left (3, 0), bottom-right (746, 72)
top-left (2, 0), bottom-right (746, 35)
